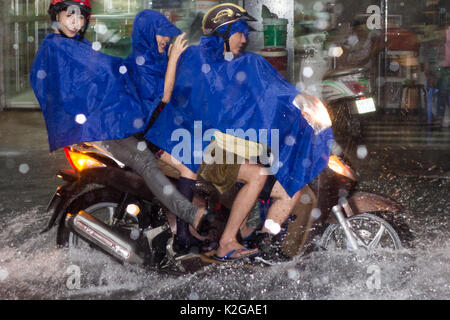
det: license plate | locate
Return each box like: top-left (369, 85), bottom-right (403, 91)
top-left (355, 98), bottom-right (376, 114)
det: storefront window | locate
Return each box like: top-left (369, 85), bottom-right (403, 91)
top-left (1, 0), bottom-right (244, 108)
top-left (1, 0), bottom-right (449, 121)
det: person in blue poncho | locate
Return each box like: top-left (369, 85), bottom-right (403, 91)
top-left (144, 3), bottom-right (334, 262)
top-left (30, 0), bottom-right (212, 239)
top-left (124, 9), bottom-right (213, 253)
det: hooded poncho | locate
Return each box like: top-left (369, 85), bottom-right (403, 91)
top-left (30, 10), bottom-right (181, 152)
top-left (125, 10), bottom-right (182, 114)
top-left (30, 33), bottom-right (146, 152)
top-left (145, 21), bottom-right (334, 197)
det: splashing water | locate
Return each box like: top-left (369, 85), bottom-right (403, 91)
top-left (0, 172), bottom-right (448, 299)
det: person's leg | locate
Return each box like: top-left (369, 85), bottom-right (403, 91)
top-left (159, 151), bottom-right (202, 249)
top-left (94, 137), bottom-right (205, 227)
top-left (215, 163), bottom-right (266, 258)
top-left (261, 181), bottom-right (302, 234)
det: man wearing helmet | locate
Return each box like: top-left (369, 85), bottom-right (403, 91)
top-left (144, 3), bottom-right (334, 262)
top-left (30, 1), bottom-right (212, 243)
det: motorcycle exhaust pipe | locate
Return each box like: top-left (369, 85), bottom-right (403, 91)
top-left (65, 210), bottom-right (144, 265)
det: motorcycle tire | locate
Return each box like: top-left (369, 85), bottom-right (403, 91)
top-left (319, 213), bottom-right (403, 251)
top-left (57, 187), bottom-right (136, 248)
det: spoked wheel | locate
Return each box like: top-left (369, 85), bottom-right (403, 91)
top-left (320, 213), bottom-right (403, 251)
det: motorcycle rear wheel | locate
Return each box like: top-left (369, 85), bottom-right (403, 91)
top-left (57, 187), bottom-right (132, 248)
top-left (320, 213), bottom-right (402, 251)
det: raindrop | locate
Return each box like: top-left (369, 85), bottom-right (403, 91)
top-left (75, 114), bottom-right (87, 124)
top-left (12, 44), bottom-right (18, 50)
top-left (264, 219), bottom-right (281, 235)
top-left (136, 56), bottom-right (146, 66)
top-left (37, 70), bottom-right (47, 80)
top-left (348, 35), bottom-right (359, 46)
top-left (302, 158), bottom-right (311, 168)
top-left (119, 66), bottom-right (128, 74)
top-left (236, 71), bottom-right (247, 82)
top-left (224, 52), bottom-right (234, 61)
top-left (328, 46), bottom-right (344, 58)
top-left (0, 268), bottom-right (8, 281)
top-left (302, 67), bottom-right (314, 78)
top-left (188, 292), bottom-right (200, 300)
top-left (313, 1), bottom-right (324, 11)
top-left (193, 150), bottom-right (203, 159)
top-left (314, 19), bottom-right (329, 30)
top-left (27, 36), bottom-right (34, 43)
top-left (137, 141), bottom-right (147, 152)
top-left (94, 23), bottom-right (108, 35)
top-left (163, 184), bottom-right (174, 195)
top-left (201, 64), bottom-right (211, 73)
top-left (300, 193), bottom-right (312, 204)
top-left (389, 61), bottom-right (400, 72)
top-left (18, 163), bottom-right (30, 174)
top-left (92, 41), bottom-right (102, 51)
top-left (130, 229), bottom-right (140, 240)
top-left (311, 208), bottom-right (321, 219)
top-left (331, 142), bottom-right (343, 156)
top-left (284, 135), bottom-right (296, 146)
top-left (133, 118), bottom-right (144, 130)
top-left (357, 145), bottom-right (368, 159)
top-left (287, 268), bottom-right (300, 280)
top-left (51, 22), bottom-right (59, 30)
top-left (376, 77), bottom-right (385, 87)
top-left (174, 115), bottom-right (183, 125)
top-left (327, 139), bottom-right (335, 149)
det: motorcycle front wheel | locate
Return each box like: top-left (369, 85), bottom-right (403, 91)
top-left (319, 213), bottom-right (403, 251)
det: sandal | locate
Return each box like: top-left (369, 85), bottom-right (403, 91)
top-left (212, 248), bottom-right (260, 263)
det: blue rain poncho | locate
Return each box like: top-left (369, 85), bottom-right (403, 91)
top-left (145, 20), bottom-right (334, 197)
top-left (125, 10), bottom-right (182, 114)
top-left (30, 33), bottom-right (147, 152)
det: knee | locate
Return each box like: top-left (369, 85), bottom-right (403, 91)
top-left (238, 164), bottom-right (267, 185)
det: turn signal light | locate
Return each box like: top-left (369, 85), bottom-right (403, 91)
top-left (327, 155), bottom-right (357, 181)
top-left (64, 147), bottom-right (106, 172)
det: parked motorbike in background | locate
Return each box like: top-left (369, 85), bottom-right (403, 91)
top-left (296, 30), bottom-right (377, 161)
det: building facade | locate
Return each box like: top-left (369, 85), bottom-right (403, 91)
top-left (0, 0), bottom-right (449, 117)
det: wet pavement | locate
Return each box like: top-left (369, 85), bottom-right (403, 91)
top-left (0, 109), bottom-right (449, 300)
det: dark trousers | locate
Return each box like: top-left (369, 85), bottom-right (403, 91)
top-left (94, 136), bottom-right (198, 226)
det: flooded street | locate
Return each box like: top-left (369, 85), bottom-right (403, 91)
top-left (0, 111), bottom-right (449, 300)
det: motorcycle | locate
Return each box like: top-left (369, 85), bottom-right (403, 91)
top-left (41, 131), bottom-right (412, 273)
top-left (321, 65), bottom-right (377, 159)
top-left (295, 31), bottom-right (377, 160)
